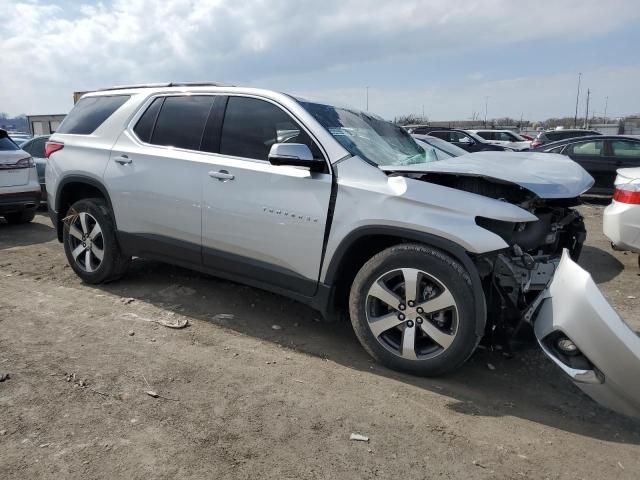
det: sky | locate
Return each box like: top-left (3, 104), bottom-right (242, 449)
top-left (2, 0), bottom-right (640, 121)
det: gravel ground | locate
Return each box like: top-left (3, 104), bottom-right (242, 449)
top-left (1, 201), bottom-right (639, 479)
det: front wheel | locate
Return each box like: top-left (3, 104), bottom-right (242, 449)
top-left (63, 198), bottom-right (130, 284)
top-left (349, 244), bottom-right (481, 376)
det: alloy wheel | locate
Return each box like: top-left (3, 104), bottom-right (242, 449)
top-left (67, 212), bottom-right (105, 273)
top-left (365, 268), bottom-right (458, 360)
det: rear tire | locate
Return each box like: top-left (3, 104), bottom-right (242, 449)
top-left (349, 243), bottom-right (481, 376)
top-left (63, 198), bottom-right (130, 284)
top-left (5, 209), bottom-right (36, 224)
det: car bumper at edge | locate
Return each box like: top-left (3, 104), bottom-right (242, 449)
top-left (533, 249), bottom-right (640, 417)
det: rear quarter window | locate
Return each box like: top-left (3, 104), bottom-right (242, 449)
top-left (0, 135), bottom-right (20, 151)
top-left (56, 95), bottom-right (130, 135)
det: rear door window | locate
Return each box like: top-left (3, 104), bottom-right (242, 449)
top-left (565, 140), bottom-right (604, 156)
top-left (0, 134), bottom-right (19, 151)
top-left (150, 96), bottom-right (215, 151)
top-left (220, 96), bottom-right (322, 161)
top-left (611, 140), bottom-right (640, 159)
top-left (428, 131), bottom-right (451, 141)
top-left (57, 95), bottom-right (130, 135)
top-left (26, 137), bottom-right (47, 158)
top-left (476, 132), bottom-right (492, 140)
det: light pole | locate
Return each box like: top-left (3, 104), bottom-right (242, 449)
top-left (574, 72), bottom-right (582, 128)
top-left (484, 96), bottom-right (489, 127)
top-left (584, 89), bottom-right (590, 128)
top-left (604, 96), bottom-right (609, 123)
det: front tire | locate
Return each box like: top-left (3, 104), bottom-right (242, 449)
top-left (349, 244), bottom-right (480, 376)
top-left (63, 198), bottom-right (130, 284)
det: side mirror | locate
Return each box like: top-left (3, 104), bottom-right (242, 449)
top-left (268, 143), bottom-right (325, 171)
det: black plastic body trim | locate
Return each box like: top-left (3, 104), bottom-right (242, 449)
top-left (324, 226), bottom-right (487, 335)
top-left (53, 175), bottom-right (116, 241)
top-left (117, 232), bottom-right (317, 299)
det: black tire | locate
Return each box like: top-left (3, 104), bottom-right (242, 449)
top-left (349, 243), bottom-right (481, 376)
top-left (63, 198), bottom-right (130, 284)
top-left (5, 209), bottom-right (36, 224)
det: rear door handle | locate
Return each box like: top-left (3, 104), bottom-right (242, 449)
top-left (114, 155), bottom-right (132, 165)
top-left (208, 170), bottom-right (234, 181)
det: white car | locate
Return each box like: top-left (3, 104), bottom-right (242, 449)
top-left (0, 128), bottom-right (41, 224)
top-left (468, 129), bottom-right (531, 151)
top-left (604, 167), bottom-right (640, 266)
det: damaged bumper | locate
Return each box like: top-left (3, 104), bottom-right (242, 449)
top-left (533, 250), bottom-right (640, 417)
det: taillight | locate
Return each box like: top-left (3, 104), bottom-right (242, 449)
top-left (531, 140), bottom-right (543, 149)
top-left (613, 184), bottom-right (640, 204)
top-left (45, 141), bottom-right (64, 158)
top-left (15, 157), bottom-right (35, 168)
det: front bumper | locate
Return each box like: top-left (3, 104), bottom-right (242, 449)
top-left (603, 200), bottom-right (640, 253)
top-left (533, 250), bottom-right (640, 417)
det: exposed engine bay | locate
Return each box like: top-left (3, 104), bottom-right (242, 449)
top-left (398, 172), bottom-right (588, 351)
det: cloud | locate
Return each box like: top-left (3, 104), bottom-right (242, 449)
top-left (1, 0), bottom-right (639, 118)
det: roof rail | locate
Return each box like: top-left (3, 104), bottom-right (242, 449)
top-left (97, 81), bottom-right (233, 91)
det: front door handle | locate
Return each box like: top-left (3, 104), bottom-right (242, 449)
top-left (208, 170), bottom-right (234, 181)
top-left (114, 155), bottom-right (132, 165)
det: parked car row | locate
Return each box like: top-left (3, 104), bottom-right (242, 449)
top-left (532, 135), bottom-right (640, 193)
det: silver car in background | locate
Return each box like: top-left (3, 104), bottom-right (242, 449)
top-left (20, 135), bottom-right (50, 198)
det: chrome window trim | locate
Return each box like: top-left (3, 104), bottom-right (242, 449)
top-left (125, 92), bottom-right (332, 174)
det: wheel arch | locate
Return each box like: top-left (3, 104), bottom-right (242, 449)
top-left (321, 226), bottom-right (487, 335)
top-left (53, 175), bottom-right (115, 242)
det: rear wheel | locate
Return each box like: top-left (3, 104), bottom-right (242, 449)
top-left (5, 209), bottom-right (36, 224)
top-left (349, 244), bottom-right (480, 376)
top-left (63, 198), bottom-right (130, 284)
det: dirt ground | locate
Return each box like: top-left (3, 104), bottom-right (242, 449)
top-left (1, 201), bottom-right (639, 480)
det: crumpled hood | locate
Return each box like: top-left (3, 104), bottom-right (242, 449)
top-left (382, 151), bottom-right (595, 199)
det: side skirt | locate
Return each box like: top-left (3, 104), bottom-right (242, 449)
top-left (116, 231), bottom-right (333, 315)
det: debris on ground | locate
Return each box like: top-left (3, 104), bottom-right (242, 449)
top-left (472, 460), bottom-right (487, 469)
top-left (128, 330), bottom-right (135, 336)
top-left (271, 324), bottom-right (282, 330)
top-left (0, 430), bottom-right (7, 436)
top-left (142, 374), bottom-right (178, 401)
top-left (0, 373), bottom-right (10, 382)
top-left (121, 297), bottom-right (135, 305)
top-left (487, 363), bottom-right (496, 371)
top-left (212, 313), bottom-right (235, 321)
top-left (349, 433), bottom-right (369, 442)
top-left (121, 312), bottom-right (188, 329)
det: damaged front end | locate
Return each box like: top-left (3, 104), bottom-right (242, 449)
top-left (397, 168), bottom-right (639, 417)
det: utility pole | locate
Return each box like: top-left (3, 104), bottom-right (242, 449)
top-left (366, 86), bottom-right (369, 112)
top-left (584, 89), bottom-right (590, 128)
top-left (574, 72), bottom-right (582, 128)
top-left (422, 104), bottom-right (425, 122)
top-left (484, 96), bottom-right (489, 127)
top-left (604, 96), bottom-right (609, 123)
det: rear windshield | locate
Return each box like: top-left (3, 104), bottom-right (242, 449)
top-left (0, 134), bottom-right (20, 151)
top-left (56, 95), bottom-right (130, 135)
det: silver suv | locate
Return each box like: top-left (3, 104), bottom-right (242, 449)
top-left (46, 83), bottom-right (640, 416)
